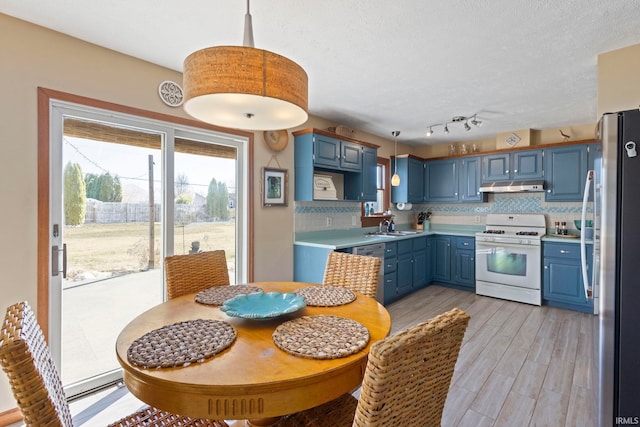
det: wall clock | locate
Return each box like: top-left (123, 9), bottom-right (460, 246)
top-left (263, 130), bottom-right (289, 152)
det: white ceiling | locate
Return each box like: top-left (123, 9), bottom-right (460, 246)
top-left (2, 0), bottom-right (640, 146)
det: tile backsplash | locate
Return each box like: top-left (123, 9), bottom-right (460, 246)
top-left (295, 192), bottom-right (590, 233)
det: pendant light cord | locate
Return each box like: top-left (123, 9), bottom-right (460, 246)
top-left (243, 0), bottom-right (254, 47)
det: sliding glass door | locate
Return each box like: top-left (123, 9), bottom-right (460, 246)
top-left (49, 102), bottom-right (247, 397)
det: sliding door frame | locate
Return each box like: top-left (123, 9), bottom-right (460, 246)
top-left (37, 87), bottom-right (254, 340)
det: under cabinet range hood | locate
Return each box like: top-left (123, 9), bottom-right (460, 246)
top-left (478, 180), bottom-right (545, 193)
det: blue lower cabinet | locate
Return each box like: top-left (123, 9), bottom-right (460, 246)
top-left (293, 245), bottom-right (333, 284)
top-left (432, 236), bottom-right (452, 282)
top-left (542, 242), bottom-right (593, 313)
top-left (431, 235), bottom-right (476, 291)
top-left (453, 237), bottom-right (475, 289)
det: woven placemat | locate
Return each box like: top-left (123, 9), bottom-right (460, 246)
top-left (127, 319), bottom-right (236, 369)
top-left (295, 285), bottom-right (357, 307)
top-left (195, 285), bottom-right (263, 306)
top-left (272, 315), bottom-right (369, 359)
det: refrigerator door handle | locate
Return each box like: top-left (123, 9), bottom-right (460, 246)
top-left (580, 170), bottom-right (594, 299)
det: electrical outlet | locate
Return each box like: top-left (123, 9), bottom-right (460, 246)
top-left (475, 216), bottom-right (481, 223)
top-left (352, 216), bottom-right (357, 226)
top-left (326, 217), bottom-right (333, 228)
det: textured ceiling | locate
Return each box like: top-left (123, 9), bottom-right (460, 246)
top-left (2, 0), bottom-right (640, 145)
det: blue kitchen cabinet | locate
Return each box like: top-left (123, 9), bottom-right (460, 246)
top-left (391, 156), bottom-right (424, 204)
top-left (424, 158), bottom-right (458, 203)
top-left (459, 156), bottom-right (487, 202)
top-left (542, 242), bottom-right (593, 313)
top-left (432, 235), bottom-right (476, 291)
top-left (544, 144), bottom-right (588, 202)
top-left (383, 242), bottom-right (398, 304)
top-left (482, 150), bottom-right (543, 181)
top-left (313, 134), bottom-right (362, 172)
top-left (396, 240), bottom-right (414, 298)
top-left (293, 130), bottom-right (377, 202)
top-left (412, 237), bottom-right (428, 288)
top-left (452, 237), bottom-right (475, 289)
top-left (293, 245), bottom-right (333, 284)
top-left (361, 146), bottom-right (378, 201)
top-left (425, 236), bottom-right (433, 284)
top-left (432, 235), bottom-right (452, 282)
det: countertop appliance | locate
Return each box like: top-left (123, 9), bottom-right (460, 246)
top-left (594, 109), bottom-right (640, 425)
top-left (475, 213), bottom-right (546, 305)
top-left (352, 243), bottom-right (385, 303)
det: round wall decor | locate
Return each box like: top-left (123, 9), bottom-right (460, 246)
top-left (263, 130), bottom-right (289, 152)
top-left (158, 80), bottom-right (184, 107)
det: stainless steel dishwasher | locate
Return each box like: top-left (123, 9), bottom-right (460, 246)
top-left (352, 243), bottom-right (385, 303)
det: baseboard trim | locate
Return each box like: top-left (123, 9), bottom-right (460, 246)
top-left (0, 408), bottom-right (22, 426)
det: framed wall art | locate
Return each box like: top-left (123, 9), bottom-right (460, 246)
top-left (262, 167), bottom-right (288, 207)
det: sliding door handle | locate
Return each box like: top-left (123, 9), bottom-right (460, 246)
top-left (52, 244), bottom-right (67, 278)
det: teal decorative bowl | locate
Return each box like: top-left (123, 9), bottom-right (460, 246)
top-left (220, 292), bottom-right (306, 319)
top-left (574, 220), bottom-right (593, 230)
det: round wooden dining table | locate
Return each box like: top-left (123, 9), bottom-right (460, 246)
top-left (115, 281), bottom-right (391, 425)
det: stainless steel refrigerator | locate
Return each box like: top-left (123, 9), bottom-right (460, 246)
top-left (594, 109), bottom-right (640, 425)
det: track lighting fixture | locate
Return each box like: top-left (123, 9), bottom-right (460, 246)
top-left (425, 114), bottom-right (483, 137)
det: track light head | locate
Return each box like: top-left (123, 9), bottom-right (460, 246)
top-left (426, 127), bottom-right (434, 137)
top-left (464, 121), bottom-right (471, 131)
top-left (444, 124), bottom-right (449, 134)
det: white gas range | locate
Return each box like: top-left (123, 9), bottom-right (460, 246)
top-left (475, 214), bottom-right (546, 305)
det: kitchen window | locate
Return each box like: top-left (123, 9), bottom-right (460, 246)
top-left (362, 157), bottom-right (391, 227)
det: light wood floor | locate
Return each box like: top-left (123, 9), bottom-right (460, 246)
top-left (7, 285), bottom-right (596, 427)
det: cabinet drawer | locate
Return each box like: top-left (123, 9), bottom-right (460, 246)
top-left (544, 243), bottom-right (580, 260)
top-left (384, 258), bottom-right (397, 273)
top-left (456, 237), bottom-right (475, 250)
top-left (384, 242), bottom-right (397, 257)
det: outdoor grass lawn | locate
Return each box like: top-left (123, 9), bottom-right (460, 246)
top-left (64, 222), bottom-right (235, 280)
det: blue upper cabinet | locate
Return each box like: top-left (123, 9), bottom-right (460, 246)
top-left (544, 144), bottom-right (588, 202)
top-left (293, 129), bottom-right (378, 202)
top-left (361, 146), bottom-right (378, 201)
top-left (314, 134), bottom-right (362, 172)
top-left (391, 156), bottom-right (424, 204)
top-left (425, 159), bottom-right (458, 203)
top-left (513, 150), bottom-right (544, 179)
top-left (313, 134), bottom-right (341, 169)
top-left (482, 150), bottom-right (543, 181)
top-left (340, 141), bottom-right (363, 171)
top-left (459, 156), bottom-right (486, 202)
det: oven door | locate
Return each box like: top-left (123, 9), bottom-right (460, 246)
top-left (475, 240), bottom-right (541, 289)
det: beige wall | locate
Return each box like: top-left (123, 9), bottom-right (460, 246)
top-left (598, 43), bottom-right (640, 115)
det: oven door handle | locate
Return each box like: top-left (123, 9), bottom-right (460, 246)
top-left (476, 242), bottom-right (539, 251)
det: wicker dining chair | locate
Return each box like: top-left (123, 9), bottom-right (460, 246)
top-left (165, 250), bottom-right (230, 300)
top-left (273, 307), bottom-right (470, 427)
top-left (322, 251), bottom-right (381, 299)
top-left (0, 301), bottom-right (228, 427)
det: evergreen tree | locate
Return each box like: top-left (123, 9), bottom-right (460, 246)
top-left (206, 178), bottom-right (229, 220)
top-left (64, 162), bottom-right (86, 226)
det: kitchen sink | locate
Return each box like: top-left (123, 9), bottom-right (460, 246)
top-left (365, 230), bottom-right (421, 237)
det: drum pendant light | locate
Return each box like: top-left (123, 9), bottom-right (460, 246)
top-left (183, 0), bottom-right (308, 131)
top-left (391, 131), bottom-right (401, 187)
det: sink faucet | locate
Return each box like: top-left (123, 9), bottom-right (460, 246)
top-left (379, 219), bottom-right (390, 233)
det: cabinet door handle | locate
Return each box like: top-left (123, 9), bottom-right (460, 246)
top-left (544, 265), bottom-right (549, 269)
top-left (506, 169), bottom-right (509, 173)
top-left (471, 257), bottom-right (474, 261)
top-left (560, 250), bottom-right (570, 254)
top-left (514, 169), bottom-right (518, 173)
top-left (463, 242), bottom-right (469, 246)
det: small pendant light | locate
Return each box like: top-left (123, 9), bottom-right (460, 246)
top-left (391, 131), bottom-right (401, 187)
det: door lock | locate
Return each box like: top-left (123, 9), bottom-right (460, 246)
top-left (52, 244), bottom-right (67, 278)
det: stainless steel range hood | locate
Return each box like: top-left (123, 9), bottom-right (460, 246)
top-left (478, 180), bottom-right (545, 193)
